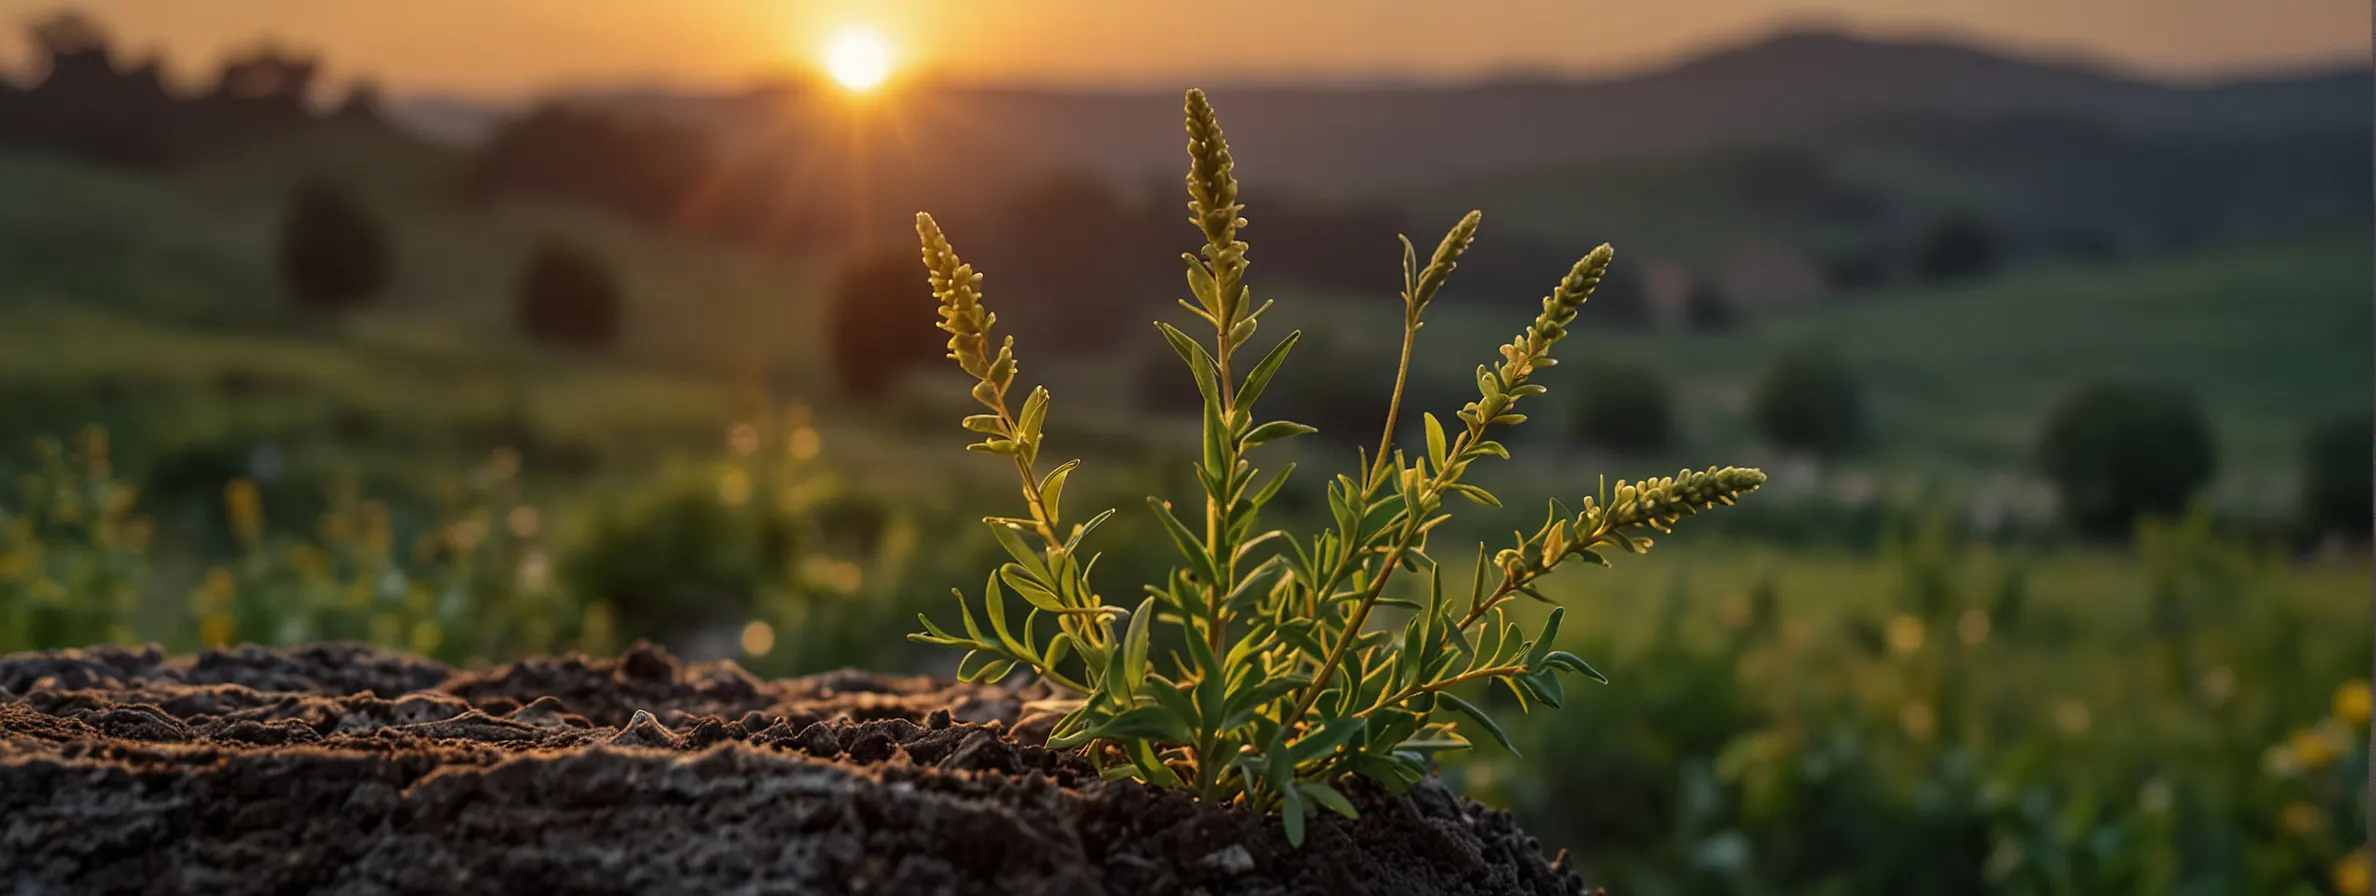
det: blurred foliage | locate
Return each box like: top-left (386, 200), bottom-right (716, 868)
top-left (2035, 382), bottom-right (2218, 539)
top-left (1915, 210), bottom-right (2001, 284)
top-left (1683, 277), bottom-right (1735, 331)
top-left (828, 249), bottom-right (945, 399)
top-left (1751, 342), bottom-right (1863, 457)
top-left (0, 413), bottom-right (2365, 892)
top-left (515, 240), bottom-right (623, 349)
top-left (0, 414), bottom-right (945, 675)
top-left (1465, 511), bottom-right (2368, 895)
top-left (1572, 359), bottom-right (1677, 454)
top-left (2299, 414), bottom-right (2371, 540)
top-left (278, 178), bottom-right (390, 312)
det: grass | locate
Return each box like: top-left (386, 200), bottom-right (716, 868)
top-left (0, 103), bottom-right (2362, 895)
top-left (1371, 229), bottom-right (2371, 517)
top-left (0, 123), bottom-right (2362, 530)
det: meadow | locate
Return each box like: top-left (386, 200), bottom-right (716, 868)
top-left (0, 113), bottom-right (2366, 893)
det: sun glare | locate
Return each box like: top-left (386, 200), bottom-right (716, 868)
top-left (824, 27), bottom-right (894, 92)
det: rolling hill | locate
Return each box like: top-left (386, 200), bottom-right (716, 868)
top-left (404, 28), bottom-right (2366, 197)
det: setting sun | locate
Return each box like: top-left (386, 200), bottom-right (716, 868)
top-left (823, 27), bottom-right (894, 92)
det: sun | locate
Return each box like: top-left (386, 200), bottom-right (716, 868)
top-left (823, 27), bottom-right (894, 92)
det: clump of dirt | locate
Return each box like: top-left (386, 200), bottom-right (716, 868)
top-left (1, 642), bottom-right (1589, 895)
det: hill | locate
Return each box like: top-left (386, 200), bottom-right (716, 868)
top-left (438, 28), bottom-right (2366, 197)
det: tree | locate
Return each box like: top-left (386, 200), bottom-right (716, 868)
top-left (2034, 382), bottom-right (2218, 539)
top-left (516, 241), bottom-right (623, 348)
top-left (1915, 211), bottom-right (1998, 283)
top-left (279, 179), bottom-right (391, 311)
top-left (1682, 277), bottom-right (1734, 331)
top-left (1573, 360), bottom-right (1676, 454)
top-left (466, 103), bottom-right (714, 227)
top-left (827, 250), bottom-right (944, 399)
top-left (2300, 414), bottom-right (2371, 539)
top-left (1751, 343), bottom-right (1862, 456)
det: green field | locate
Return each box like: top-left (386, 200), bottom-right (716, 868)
top-left (0, 125), bottom-right (2363, 519)
top-left (0, 123), bottom-right (2367, 894)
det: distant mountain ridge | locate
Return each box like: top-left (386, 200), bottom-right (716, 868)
top-left (392, 27), bottom-right (2367, 194)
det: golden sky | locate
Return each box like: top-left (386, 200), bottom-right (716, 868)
top-left (1, 0), bottom-right (2363, 96)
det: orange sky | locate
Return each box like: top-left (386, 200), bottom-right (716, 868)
top-left (0, 0), bottom-right (2363, 97)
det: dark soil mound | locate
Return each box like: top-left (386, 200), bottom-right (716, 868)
top-left (1, 642), bottom-right (1589, 895)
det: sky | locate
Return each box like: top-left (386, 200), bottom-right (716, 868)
top-left (0, 0), bottom-right (2364, 98)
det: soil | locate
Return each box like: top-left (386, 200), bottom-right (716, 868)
top-left (1, 642), bottom-right (1590, 895)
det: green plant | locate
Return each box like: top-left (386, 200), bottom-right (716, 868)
top-left (906, 89), bottom-right (1764, 843)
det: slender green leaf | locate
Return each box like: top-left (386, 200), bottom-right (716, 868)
top-left (999, 564), bottom-right (1066, 612)
top-left (1543, 650), bottom-right (1610, 684)
top-left (1235, 331), bottom-right (1303, 409)
top-left (1090, 705), bottom-right (1195, 743)
top-left (1145, 497), bottom-right (1220, 586)
top-left (1423, 413), bottom-right (1448, 472)
top-left (1155, 321), bottom-right (1221, 409)
top-left (1298, 780), bottom-right (1360, 820)
top-left (1440, 692), bottom-right (1519, 757)
top-left (1245, 420), bottom-right (1318, 447)
top-left (1122, 596), bottom-right (1155, 698)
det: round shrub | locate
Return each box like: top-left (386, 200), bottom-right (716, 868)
top-left (279, 178), bottom-right (391, 311)
top-left (1750, 343), bottom-right (1862, 456)
top-left (2033, 382), bottom-right (2218, 539)
top-left (1572, 360), bottom-right (1675, 454)
top-left (2299, 414), bottom-right (2371, 539)
top-left (1682, 278), bottom-right (1734, 331)
top-left (560, 472), bottom-right (799, 645)
top-left (516, 240), bottom-right (622, 348)
top-left (1914, 211), bottom-right (1998, 283)
top-left (828, 250), bottom-right (944, 399)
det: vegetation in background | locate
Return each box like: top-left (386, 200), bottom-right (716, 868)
top-left (906, 90), bottom-right (1763, 843)
top-left (2299, 414), bottom-right (2372, 540)
top-left (2034, 382), bottom-right (2218, 539)
top-left (278, 178), bottom-right (392, 312)
top-left (516, 240), bottom-right (624, 349)
top-left (0, 7), bottom-right (2363, 889)
top-left (1915, 210), bottom-right (2000, 284)
top-left (1682, 277), bottom-right (1734, 331)
top-left (1572, 360), bottom-right (1678, 454)
top-left (1751, 343), bottom-right (1863, 457)
top-left (829, 250), bottom-right (946, 399)
top-left (1479, 513), bottom-right (2369, 894)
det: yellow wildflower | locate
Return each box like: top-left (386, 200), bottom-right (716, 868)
top-left (2334, 680), bottom-right (2371, 726)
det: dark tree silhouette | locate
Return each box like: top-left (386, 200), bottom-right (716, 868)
top-left (332, 80), bottom-right (384, 125)
top-left (1572, 360), bottom-right (1676, 454)
top-left (827, 250), bottom-right (943, 399)
top-left (1682, 277), bottom-right (1734, 331)
top-left (516, 241), bottom-right (624, 348)
top-left (2299, 414), bottom-right (2371, 539)
top-left (2034, 382), bottom-right (2218, 539)
top-left (1915, 211), bottom-right (1999, 283)
top-left (0, 12), bottom-right (174, 166)
top-left (1751, 343), bottom-right (1862, 456)
top-left (466, 103), bottom-right (714, 226)
top-left (278, 179), bottom-right (392, 311)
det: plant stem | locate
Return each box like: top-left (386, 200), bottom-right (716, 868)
top-left (1281, 532), bottom-right (1415, 729)
top-left (1206, 340), bottom-right (1236, 659)
top-left (1368, 321), bottom-right (1420, 487)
